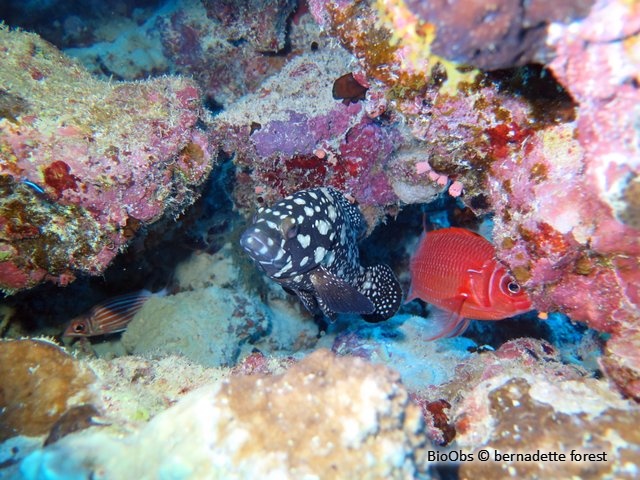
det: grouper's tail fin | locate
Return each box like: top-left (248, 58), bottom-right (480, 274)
top-left (358, 264), bottom-right (403, 323)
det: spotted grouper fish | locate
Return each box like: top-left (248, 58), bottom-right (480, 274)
top-left (240, 187), bottom-right (403, 322)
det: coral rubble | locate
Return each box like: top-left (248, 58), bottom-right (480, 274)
top-left (0, 25), bottom-right (214, 293)
top-left (18, 349), bottom-right (430, 480)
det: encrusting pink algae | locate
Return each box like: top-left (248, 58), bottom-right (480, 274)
top-left (0, 24), bottom-right (214, 294)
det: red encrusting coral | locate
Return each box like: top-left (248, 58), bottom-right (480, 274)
top-left (0, 261), bottom-right (42, 291)
top-left (484, 122), bottom-right (535, 160)
top-left (410, 394), bottom-right (456, 446)
top-left (43, 160), bottom-right (78, 198)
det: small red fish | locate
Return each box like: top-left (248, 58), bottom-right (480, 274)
top-left (63, 289), bottom-right (164, 337)
top-left (407, 227), bottom-right (532, 339)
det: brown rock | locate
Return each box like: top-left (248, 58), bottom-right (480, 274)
top-left (0, 339), bottom-right (97, 441)
top-left (405, 0), bottom-right (595, 69)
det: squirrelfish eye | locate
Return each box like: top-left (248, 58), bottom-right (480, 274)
top-left (500, 275), bottom-right (523, 296)
top-left (281, 217), bottom-right (298, 239)
top-left (507, 281), bottom-right (521, 294)
top-left (74, 323), bottom-right (86, 333)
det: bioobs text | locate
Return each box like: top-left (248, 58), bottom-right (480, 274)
top-left (428, 449), bottom-right (609, 463)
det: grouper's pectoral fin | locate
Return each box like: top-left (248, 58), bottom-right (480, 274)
top-left (284, 286), bottom-right (321, 315)
top-left (310, 267), bottom-right (375, 315)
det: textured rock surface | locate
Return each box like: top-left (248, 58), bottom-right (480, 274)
top-left (508, 0), bottom-right (640, 398)
top-left (392, 336), bottom-right (640, 477)
top-left (0, 24), bottom-right (213, 293)
top-left (19, 349), bottom-right (431, 479)
top-left (404, 0), bottom-right (595, 70)
top-left (457, 375), bottom-right (640, 479)
top-left (62, 0), bottom-right (303, 107)
top-left (0, 339), bottom-right (97, 441)
top-left (210, 43), bottom-right (469, 228)
top-left (122, 286), bottom-right (271, 367)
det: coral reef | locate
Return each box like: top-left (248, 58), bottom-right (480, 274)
top-left (210, 46), bottom-right (397, 218)
top-left (202, 0), bottom-right (296, 52)
top-left (458, 376), bottom-right (640, 479)
top-left (493, 0), bottom-right (640, 398)
top-left (0, 339), bottom-right (97, 441)
top-left (0, 0), bottom-right (639, 477)
top-left (18, 350), bottom-right (431, 480)
top-left (0, 24), bottom-right (213, 293)
top-left (303, 0), bottom-right (640, 398)
top-left (58, 0), bottom-right (303, 109)
top-left (155, 0), bottom-right (297, 106)
top-left (442, 338), bottom-right (639, 479)
top-left (402, 337), bottom-right (640, 477)
top-left (87, 354), bottom-right (229, 426)
top-left (211, 44), bottom-right (463, 228)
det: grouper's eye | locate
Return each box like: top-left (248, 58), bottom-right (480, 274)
top-left (281, 217), bottom-right (299, 239)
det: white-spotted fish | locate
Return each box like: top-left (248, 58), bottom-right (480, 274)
top-left (63, 289), bottom-right (165, 337)
top-left (240, 187), bottom-right (403, 322)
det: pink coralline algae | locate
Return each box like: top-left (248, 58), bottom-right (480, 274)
top-left (211, 42), bottom-right (473, 230)
top-left (211, 47), bottom-right (424, 226)
top-left (402, 0), bottom-right (595, 70)
top-left (202, 0), bottom-right (297, 52)
top-left (0, 25), bottom-right (214, 293)
top-left (155, 0), bottom-right (299, 107)
top-left (45, 1), bottom-right (301, 112)
top-left (489, 0), bottom-right (640, 398)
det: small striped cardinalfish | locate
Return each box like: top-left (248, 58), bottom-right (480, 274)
top-left (63, 289), bottom-right (166, 337)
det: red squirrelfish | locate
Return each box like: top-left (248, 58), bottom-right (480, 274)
top-left (407, 227), bottom-right (532, 340)
top-left (63, 289), bottom-right (164, 337)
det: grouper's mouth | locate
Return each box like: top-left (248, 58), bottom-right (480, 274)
top-left (239, 226), bottom-right (287, 276)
